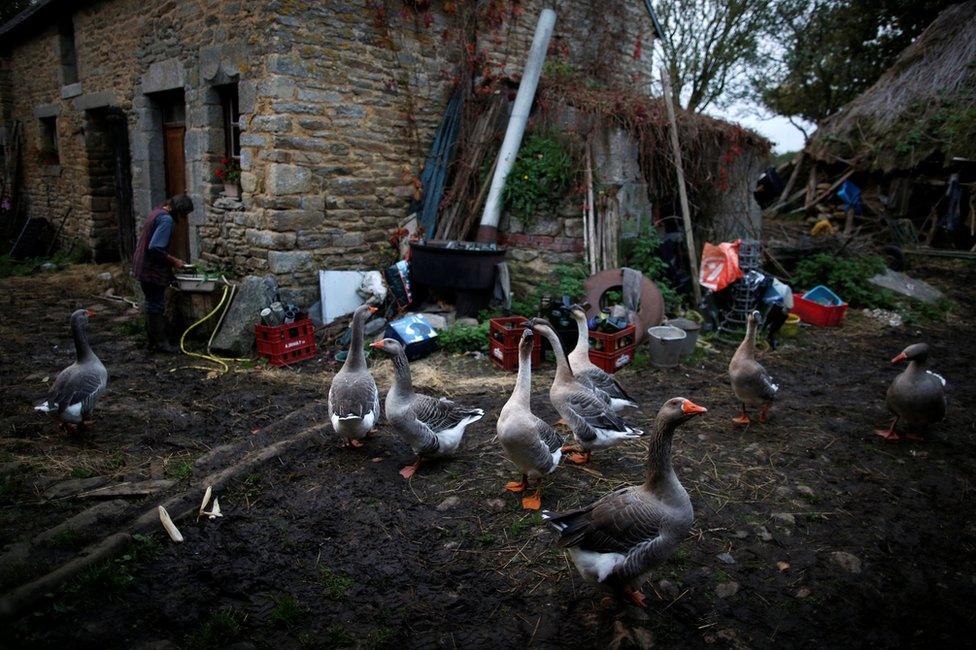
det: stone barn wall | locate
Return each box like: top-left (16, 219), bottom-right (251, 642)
top-left (2, 0), bottom-right (660, 303)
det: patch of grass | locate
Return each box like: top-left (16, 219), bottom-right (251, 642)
top-left (194, 607), bottom-right (245, 647)
top-left (438, 321), bottom-right (489, 354)
top-left (320, 567), bottom-right (355, 601)
top-left (900, 297), bottom-right (953, 326)
top-left (324, 624), bottom-right (356, 647)
top-left (269, 594), bottom-right (305, 627)
top-left (507, 512), bottom-right (542, 539)
top-left (45, 528), bottom-right (82, 550)
top-left (476, 531), bottom-right (495, 547)
top-left (165, 459), bottom-right (194, 480)
top-left (61, 533), bottom-right (161, 598)
top-left (68, 467), bottom-right (95, 479)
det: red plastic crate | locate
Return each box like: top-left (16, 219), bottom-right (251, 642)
top-left (588, 324), bottom-right (636, 354)
top-left (488, 316), bottom-right (542, 371)
top-left (489, 316), bottom-right (533, 348)
top-left (254, 318), bottom-right (318, 366)
top-left (791, 293), bottom-right (848, 327)
top-left (489, 336), bottom-right (542, 371)
top-left (589, 344), bottom-right (636, 373)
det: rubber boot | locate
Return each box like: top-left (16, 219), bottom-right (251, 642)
top-left (147, 313), bottom-right (177, 354)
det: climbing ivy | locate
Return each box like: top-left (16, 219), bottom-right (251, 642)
top-left (502, 134), bottom-right (574, 225)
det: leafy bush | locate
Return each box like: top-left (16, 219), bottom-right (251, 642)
top-left (437, 322), bottom-right (489, 353)
top-left (792, 253), bottom-right (895, 308)
top-left (622, 228), bottom-right (682, 311)
top-left (503, 134), bottom-right (574, 224)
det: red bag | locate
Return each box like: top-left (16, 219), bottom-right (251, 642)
top-left (699, 240), bottom-right (743, 292)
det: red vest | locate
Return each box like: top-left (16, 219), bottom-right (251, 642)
top-left (132, 207), bottom-right (172, 286)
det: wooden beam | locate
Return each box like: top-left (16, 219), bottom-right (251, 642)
top-left (659, 66), bottom-right (701, 306)
top-left (805, 168), bottom-right (854, 210)
top-left (776, 151), bottom-right (804, 207)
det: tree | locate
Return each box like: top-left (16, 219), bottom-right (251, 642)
top-left (0, 0), bottom-right (34, 26)
top-left (756, 0), bottom-right (957, 125)
top-left (654, 0), bottom-right (791, 113)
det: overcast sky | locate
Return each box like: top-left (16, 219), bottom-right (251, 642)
top-left (711, 102), bottom-right (814, 154)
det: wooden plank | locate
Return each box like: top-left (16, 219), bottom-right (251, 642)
top-left (776, 151), bottom-right (804, 206)
top-left (805, 168), bottom-right (854, 210)
top-left (659, 67), bottom-right (701, 306)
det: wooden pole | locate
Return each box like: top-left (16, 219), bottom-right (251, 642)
top-left (776, 151), bottom-right (804, 208)
top-left (659, 67), bottom-right (701, 306)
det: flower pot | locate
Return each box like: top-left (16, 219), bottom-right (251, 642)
top-left (223, 182), bottom-right (240, 198)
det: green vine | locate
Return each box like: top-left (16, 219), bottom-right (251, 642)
top-left (621, 227), bottom-right (681, 311)
top-left (502, 133), bottom-right (574, 225)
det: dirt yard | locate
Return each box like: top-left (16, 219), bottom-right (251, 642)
top-left (1, 261), bottom-right (974, 648)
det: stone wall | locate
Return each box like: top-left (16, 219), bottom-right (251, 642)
top-left (2, 0), bottom-right (659, 304)
top-left (1, 0), bottom-right (272, 261)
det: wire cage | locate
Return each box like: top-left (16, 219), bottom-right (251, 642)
top-left (717, 239), bottom-right (762, 344)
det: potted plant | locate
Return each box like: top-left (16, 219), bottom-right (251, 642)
top-left (214, 156), bottom-right (241, 198)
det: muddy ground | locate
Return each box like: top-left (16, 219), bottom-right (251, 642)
top-left (0, 261), bottom-right (974, 649)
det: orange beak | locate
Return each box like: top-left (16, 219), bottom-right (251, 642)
top-left (891, 352), bottom-right (908, 364)
top-left (681, 399), bottom-right (707, 414)
top-left (368, 306), bottom-right (379, 314)
top-left (369, 340), bottom-right (384, 350)
top-left (85, 309), bottom-right (95, 317)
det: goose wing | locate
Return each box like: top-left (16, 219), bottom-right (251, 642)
top-left (412, 394), bottom-right (484, 433)
top-left (562, 388), bottom-right (638, 444)
top-left (544, 488), bottom-right (662, 553)
top-left (48, 362), bottom-right (107, 415)
top-left (576, 368), bottom-right (635, 405)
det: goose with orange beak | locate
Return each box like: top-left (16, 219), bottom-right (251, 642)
top-left (328, 304), bottom-right (381, 447)
top-left (877, 343), bottom-right (946, 441)
top-left (542, 397), bottom-right (706, 608)
top-left (35, 309), bottom-right (108, 434)
top-left (370, 338), bottom-right (484, 478)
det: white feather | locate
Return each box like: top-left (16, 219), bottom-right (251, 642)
top-left (568, 548), bottom-right (627, 583)
top-left (432, 412), bottom-right (483, 456)
top-left (927, 371), bottom-right (947, 387)
top-left (609, 397), bottom-right (637, 412)
top-left (62, 403), bottom-right (84, 423)
top-left (34, 401), bottom-right (55, 413)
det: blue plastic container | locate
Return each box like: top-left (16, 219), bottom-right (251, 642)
top-left (802, 285), bottom-right (844, 306)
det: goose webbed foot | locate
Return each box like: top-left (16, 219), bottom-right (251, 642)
top-left (346, 438), bottom-right (365, 448)
top-left (875, 418), bottom-right (901, 441)
top-left (758, 404), bottom-right (771, 423)
top-left (521, 490), bottom-right (542, 510)
top-left (505, 474), bottom-right (528, 493)
top-left (622, 586), bottom-right (647, 608)
top-left (399, 458), bottom-right (422, 479)
top-left (732, 406), bottom-right (751, 426)
top-left (566, 450), bottom-right (592, 465)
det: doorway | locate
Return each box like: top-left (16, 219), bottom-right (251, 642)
top-left (157, 90), bottom-right (188, 260)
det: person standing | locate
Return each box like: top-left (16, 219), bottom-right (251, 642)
top-left (131, 194), bottom-right (194, 353)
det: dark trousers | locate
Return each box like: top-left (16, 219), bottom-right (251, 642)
top-left (141, 281), bottom-right (167, 315)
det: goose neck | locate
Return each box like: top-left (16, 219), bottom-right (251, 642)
top-left (644, 418), bottom-right (677, 488)
top-left (73, 317), bottom-right (94, 362)
top-left (344, 310), bottom-right (368, 371)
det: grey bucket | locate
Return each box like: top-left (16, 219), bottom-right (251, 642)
top-left (647, 325), bottom-right (687, 368)
top-left (666, 318), bottom-right (701, 357)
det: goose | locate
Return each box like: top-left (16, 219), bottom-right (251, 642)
top-left (728, 310), bottom-right (778, 425)
top-left (877, 343), bottom-right (946, 441)
top-left (567, 303), bottom-right (638, 413)
top-left (370, 338), bottom-right (485, 478)
top-left (529, 318), bottom-right (644, 465)
top-left (328, 304), bottom-right (380, 447)
top-left (497, 328), bottom-right (564, 509)
top-left (542, 397), bottom-right (706, 607)
top-left (35, 309), bottom-right (108, 433)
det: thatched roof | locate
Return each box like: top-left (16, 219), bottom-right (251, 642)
top-left (807, 0), bottom-right (976, 173)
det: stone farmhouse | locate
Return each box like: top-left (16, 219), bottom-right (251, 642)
top-left (0, 0), bottom-right (765, 303)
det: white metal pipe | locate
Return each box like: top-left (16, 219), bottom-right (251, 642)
top-left (477, 8), bottom-right (556, 237)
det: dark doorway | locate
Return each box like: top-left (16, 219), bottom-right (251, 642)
top-left (105, 108), bottom-right (135, 261)
top-left (158, 90), bottom-right (188, 260)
